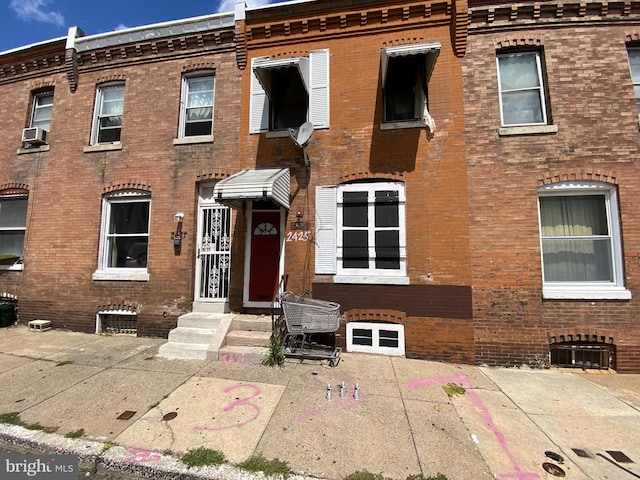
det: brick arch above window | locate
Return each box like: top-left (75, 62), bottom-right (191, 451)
top-left (626, 33), bottom-right (640, 44)
top-left (102, 181), bottom-right (151, 195)
top-left (0, 185), bottom-right (29, 195)
top-left (29, 80), bottom-right (55, 90)
top-left (345, 309), bottom-right (406, 324)
top-left (196, 169), bottom-right (232, 183)
top-left (182, 62), bottom-right (216, 74)
top-left (96, 73), bottom-right (126, 84)
top-left (537, 169), bottom-right (618, 188)
top-left (547, 329), bottom-right (616, 346)
top-left (97, 301), bottom-right (140, 313)
top-left (338, 170), bottom-right (405, 185)
top-left (496, 37), bottom-right (544, 51)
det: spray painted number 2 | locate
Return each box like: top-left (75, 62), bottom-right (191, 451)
top-left (286, 231), bottom-right (310, 242)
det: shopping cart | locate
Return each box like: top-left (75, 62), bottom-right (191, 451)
top-left (280, 291), bottom-right (342, 366)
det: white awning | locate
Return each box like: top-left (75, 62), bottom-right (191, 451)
top-left (253, 57), bottom-right (310, 98)
top-left (213, 168), bottom-right (290, 209)
top-left (380, 42), bottom-right (441, 87)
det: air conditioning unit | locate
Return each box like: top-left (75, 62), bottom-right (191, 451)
top-left (21, 127), bottom-right (47, 145)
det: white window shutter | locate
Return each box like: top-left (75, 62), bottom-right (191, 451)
top-left (315, 186), bottom-right (337, 274)
top-left (249, 57), bottom-right (269, 133)
top-left (309, 49), bottom-right (330, 129)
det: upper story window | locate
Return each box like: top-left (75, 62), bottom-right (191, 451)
top-left (380, 43), bottom-right (440, 131)
top-left (30, 91), bottom-right (53, 131)
top-left (0, 194), bottom-right (28, 270)
top-left (91, 83), bottom-right (125, 145)
top-left (315, 181), bottom-right (408, 284)
top-left (94, 191), bottom-right (150, 282)
top-left (497, 51), bottom-right (548, 127)
top-left (250, 49), bottom-right (330, 133)
top-left (627, 47), bottom-right (640, 119)
top-left (179, 73), bottom-right (215, 138)
top-left (538, 182), bottom-right (630, 300)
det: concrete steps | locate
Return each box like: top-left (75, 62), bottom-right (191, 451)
top-left (157, 312), bottom-right (232, 361)
top-left (218, 314), bottom-right (273, 364)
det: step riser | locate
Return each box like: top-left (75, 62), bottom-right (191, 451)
top-left (168, 329), bottom-right (216, 344)
top-left (225, 331), bottom-right (271, 348)
top-left (231, 318), bottom-right (273, 332)
top-left (218, 346), bottom-right (267, 365)
top-left (177, 314), bottom-right (223, 329)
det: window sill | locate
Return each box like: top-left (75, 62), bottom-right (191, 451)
top-left (0, 264), bottom-right (23, 271)
top-left (380, 120), bottom-right (424, 131)
top-left (17, 145), bottom-right (50, 155)
top-left (543, 287), bottom-right (631, 300)
top-left (498, 125), bottom-right (558, 136)
top-left (173, 135), bottom-right (214, 145)
top-left (334, 275), bottom-right (409, 285)
top-left (93, 270), bottom-right (149, 282)
top-left (265, 130), bottom-right (292, 138)
top-left (83, 142), bottom-right (123, 153)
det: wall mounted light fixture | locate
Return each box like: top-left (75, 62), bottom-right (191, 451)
top-left (172, 212), bottom-right (187, 254)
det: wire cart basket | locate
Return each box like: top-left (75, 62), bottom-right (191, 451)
top-left (280, 291), bottom-right (342, 367)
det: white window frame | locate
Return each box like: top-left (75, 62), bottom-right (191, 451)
top-left (250, 49), bottom-right (330, 133)
top-left (497, 51), bottom-right (548, 127)
top-left (627, 47), bottom-right (640, 120)
top-left (91, 82), bottom-right (125, 145)
top-left (0, 195), bottom-right (28, 271)
top-left (537, 182), bottom-right (630, 300)
top-left (314, 182), bottom-right (408, 284)
top-left (347, 322), bottom-right (405, 356)
top-left (30, 91), bottom-right (53, 131)
top-left (93, 191), bottom-right (150, 282)
top-left (178, 73), bottom-right (215, 139)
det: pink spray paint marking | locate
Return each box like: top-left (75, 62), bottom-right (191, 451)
top-left (406, 374), bottom-right (540, 480)
top-left (124, 448), bottom-right (162, 465)
top-left (219, 352), bottom-right (248, 365)
top-left (193, 382), bottom-right (262, 432)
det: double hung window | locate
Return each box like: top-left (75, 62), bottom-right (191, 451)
top-left (95, 192), bottom-right (150, 281)
top-left (497, 51), bottom-right (548, 126)
top-left (626, 47), bottom-right (640, 119)
top-left (30, 91), bottom-right (53, 131)
top-left (179, 74), bottom-right (215, 138)
top-left (91, 83), bottom-right (125, 144)
top-left (538, 182), bottom-right (629, 299)
top-left (315, 182), bottom-right (407, 284)
top-left (0, 195), bottom-right (27, 269)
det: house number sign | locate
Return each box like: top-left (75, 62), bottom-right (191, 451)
top-left (286, 231), bottom-right (310, 242)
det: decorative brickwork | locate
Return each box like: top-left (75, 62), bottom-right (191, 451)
top-left (345, 309), bottom-right (407, 324)
top-left (102, 181), bottom-right (152, 194)
top-left (96, 73), bottom-right (126, 84)
top-left (537, 169), bottom-right (618, 187)
top-left (182, 62), bottom-right (216, 73)
top-left (548, 329), bottom-right (617, 345)
top-left (97, 301), bottom-right (139, 313)
top-left (0, 185), bottom-right (29, 194)
top-left (338, 170), bottom-right (405, 184)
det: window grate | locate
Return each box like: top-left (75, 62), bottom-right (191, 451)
top-left (550, 344), bottom-right (612, 370)
top-left (100, 313), bottom-right (137, 334)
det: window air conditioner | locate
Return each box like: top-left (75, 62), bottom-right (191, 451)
top-left (21, 127), bottom-right (47, 145)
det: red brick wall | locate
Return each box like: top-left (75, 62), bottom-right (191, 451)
top-left (464, 13), bottom-right (640, 372)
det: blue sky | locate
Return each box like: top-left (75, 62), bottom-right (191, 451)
top-left (1, 0), bottom-right (287, 53)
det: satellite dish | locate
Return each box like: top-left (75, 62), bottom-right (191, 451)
top-left (289, 121), bottom-right (314, 167)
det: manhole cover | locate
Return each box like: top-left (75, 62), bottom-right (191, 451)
top-left (163, 412), bottom-right (178, 421)
top-left (117, 410), bottom-right (136, 420)
top-left (545, 451), bottom-right (564, 463)
top-left (542, 462), bottom-right (565, 477)
top-left (572, 448), bottom-right (591, 458)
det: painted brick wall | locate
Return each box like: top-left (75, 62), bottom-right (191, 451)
top-left (464, 17), bottom-right (640, 372)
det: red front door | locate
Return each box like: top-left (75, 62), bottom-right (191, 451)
top-left (248, 210), bottom-right (281, 303)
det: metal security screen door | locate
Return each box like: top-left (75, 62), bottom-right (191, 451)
top-left (196, 188), bottom-right (232, 301)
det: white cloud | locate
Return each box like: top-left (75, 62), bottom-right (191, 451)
top-left (10, 0), bottom-right (64, 27)
top-left (217, 0), bottom-right (273, 14)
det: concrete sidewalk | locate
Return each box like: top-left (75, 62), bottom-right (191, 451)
top-left (0, 325), bottom-right (638, 480)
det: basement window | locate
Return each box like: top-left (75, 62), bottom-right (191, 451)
top-left (550, 343), bottom-right (613, 370)
top-left (96, 310), bottom-right (137, 335)
top-left (346, 322), bottom-right (405, 356)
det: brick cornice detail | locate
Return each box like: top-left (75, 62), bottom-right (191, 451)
top-left (102, 181), bottom-right (152, 194)
top-left (452, 0), bottom-right (468, 57)
top-left (65, 48), bottom-right (79, 92)
top-left (548, 329), bottom-right (616, 345)
top-left (346, 309), bottom-right (407, 323)
top-left (537, 169), bottom-right (618, 187)
top-left (235, 19), bottom-right (248, 70)
top-left (338, 170), bottom-right (405, 184)
top-left (97, 301), bottom-right (140, 313)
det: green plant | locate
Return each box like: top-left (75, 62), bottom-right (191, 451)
top-left (64, 428), bottom-right (85, 439)
top-left (55, 360), bottom-right (74, 367)
top-left (443, 383), bottom-right (466, 397)
top-left (238, 453), bottom-right (291, 477)
top-left (181, 447), bottom-right (226, 468)
top-left (261, 334), bottom-right (285, 367)
top-left (0, 412), bottom-right (56, 433)
top-left (344, 471), bottom-right (387, 480)
top-left (407, 474), bottom-right (449, 480)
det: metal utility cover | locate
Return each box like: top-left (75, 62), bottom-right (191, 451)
top-left (117, 410), bottom-right (136, 420)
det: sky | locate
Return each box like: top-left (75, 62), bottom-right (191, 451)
top-left (1, 0), bottom-right (289, 53)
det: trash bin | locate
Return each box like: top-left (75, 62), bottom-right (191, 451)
top-left (0, 303), bottom-right (16, 328)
